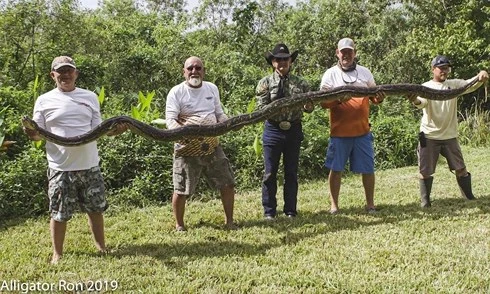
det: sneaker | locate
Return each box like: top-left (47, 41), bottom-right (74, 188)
top-left (329, 209), bottom-right (339, 215)
top-left (264, 215), bottom-right (275, 220)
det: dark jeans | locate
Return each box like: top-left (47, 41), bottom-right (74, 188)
top-left (262, 121), bottom-right (304, 216)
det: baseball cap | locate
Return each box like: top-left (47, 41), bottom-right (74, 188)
top-left (51, 56), bottom-right (76, 70)
top-left (338, 38), bottom-right (355, 51)
top-left (431, 55), bottom-right (451, 67)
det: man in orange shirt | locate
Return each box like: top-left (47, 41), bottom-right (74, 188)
top-left (320, 38), bottom-right (384, 214)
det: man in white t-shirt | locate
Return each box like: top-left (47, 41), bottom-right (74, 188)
top-left (23, 56), bottom-right (127, 264)
top-left (165, 56), bottom-right (236, 231)
top-left (409, 55), bottom-right (488, 207)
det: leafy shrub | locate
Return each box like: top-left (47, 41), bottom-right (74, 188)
top-left (0, 148), bottom-right (47, 219)
top-left (458, 109), bottom-right (490, 147)
top-left (0, 87), bottom-right (38, 156)
top-left (221, 130), bottom-right (263, 191)
top-left (371, 113), bottom-right (419, 170)
top-left (299, 108), bottom-right (331, 179)
top-left (98, 131), bottom-right (174, 203)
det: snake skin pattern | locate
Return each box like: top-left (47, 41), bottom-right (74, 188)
top-left (22, 79), bottom-right (479, 146)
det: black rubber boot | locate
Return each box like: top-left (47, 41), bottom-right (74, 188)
top-left (457, 173), bottom-right (476, 200)
top-left (419, 177), bottom-right (433, 208)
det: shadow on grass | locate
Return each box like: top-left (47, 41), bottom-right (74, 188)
top-left (238, 193), bottom-right (489, 228)
top-left (106, 240), bottom-right (277, 265)
top-left (97, 194), bottom-right (489, 265)
top-left (0, 215), bottom-right (46, 232)
top-left (0, 218), bottom-right (26, 231)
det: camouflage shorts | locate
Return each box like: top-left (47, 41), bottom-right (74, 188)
top-left (173, 146), bottom-right (235, 195)
top-left (47, 166), bottom-right (108, 222)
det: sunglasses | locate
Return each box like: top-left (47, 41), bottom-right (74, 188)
top-left (186, 66), bottom-right (202, 71)
top-left (273, 57), bottom-right (290, 62)
top-left (341, 69), bottom-right (358, 84)
top-left (53, 67), bottom-right (76, 74)
top-left (436, 66), bottom-right (451, 72)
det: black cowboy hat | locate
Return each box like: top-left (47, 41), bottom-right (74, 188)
top-left (265, 43), bottom-right (299, 65)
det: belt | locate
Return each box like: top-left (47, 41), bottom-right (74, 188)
top-left (267, 119), bottom-right (300, 130)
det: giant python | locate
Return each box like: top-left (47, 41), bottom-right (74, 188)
top-left (22, 79), bottom-right (480, 146)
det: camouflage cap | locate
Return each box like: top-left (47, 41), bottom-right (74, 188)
top-left (51, 56), bottom-right (76, 70)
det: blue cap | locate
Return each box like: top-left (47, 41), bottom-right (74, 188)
top-left (431, 55), bottom-right (451, 67)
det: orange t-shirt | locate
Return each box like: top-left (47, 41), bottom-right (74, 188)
top-left (323, 97), bottom-right (372, 137)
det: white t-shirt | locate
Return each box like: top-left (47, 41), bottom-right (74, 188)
top-left (320, 64), bottom-right (376, 89)
top-left (415, 78), bottom-right (480, 140)
top-left (33, 87), bottom-right (102, 171)
top-left (165, 81), bottom-right (228, 129)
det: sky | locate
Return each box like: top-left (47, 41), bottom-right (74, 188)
top-left (80, 0), bottom-right (295, 10)
top-left (80, 0), bottom-right (212, 10)
top-left (79, 0), bottom-right (99, 9)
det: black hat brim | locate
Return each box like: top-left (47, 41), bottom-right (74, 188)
top-left (265, 50), bottom-right (299, 65)
top-left (433, 62), bottom-right (451, 67)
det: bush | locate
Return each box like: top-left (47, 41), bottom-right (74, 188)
top-left (221, 127), bottom-right (264, 191)
top-left (458, 109), bottom-right (490, 147)
top-left (98, 133), bottom-right (174, 205)
top-left (0, 87), bottom-right (38, 158)
top-left (0, 147), bottom-right (47, 219)
top-left (371, 113), bottom-right (419, 170)
top-left (299, 108), bottom-right (331, 179)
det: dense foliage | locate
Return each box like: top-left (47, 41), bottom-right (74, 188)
top-left (0, 0), bottom-right (489, 219)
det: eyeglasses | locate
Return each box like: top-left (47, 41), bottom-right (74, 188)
top-left (341, 69), bottom-right (358, 84)
top-left (186, 66), bottom-right (202, 71)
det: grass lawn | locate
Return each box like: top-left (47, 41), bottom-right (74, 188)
top-left (1, 146), bottom-right (489, 293)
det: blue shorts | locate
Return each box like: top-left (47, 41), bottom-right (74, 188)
top-left (325, 132), bottom-right (375, 174)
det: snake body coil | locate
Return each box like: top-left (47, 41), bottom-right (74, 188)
top-left (22, 80), bottom-right (479, 146)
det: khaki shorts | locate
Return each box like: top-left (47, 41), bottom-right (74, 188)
top-left (173, 146), bottom-right (235, 195)
top-left (418, 137), bottom-right (465, 177)
top-left (48, 166), bottom-right (108, 222)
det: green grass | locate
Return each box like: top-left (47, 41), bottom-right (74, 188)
top-left (1, 146), bottom-right (490, 293)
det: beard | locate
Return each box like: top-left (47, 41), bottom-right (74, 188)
top-left (188, 77), bottom-right (202, 87)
